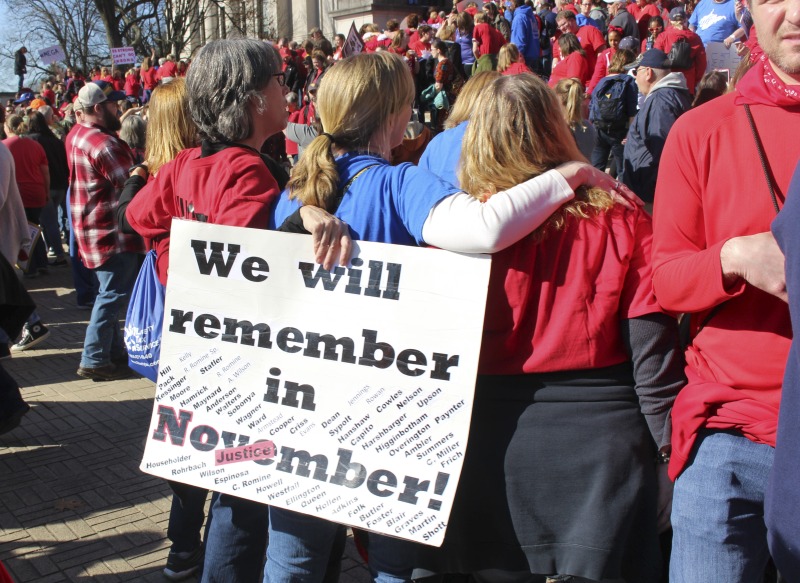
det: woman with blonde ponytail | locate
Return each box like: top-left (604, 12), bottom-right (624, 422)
top-left (415, 73), bottom-right (683, 582)
top-left (267, 51), bottom-right (642, 583)
top-left (554, 76), bottom-right (597, 159)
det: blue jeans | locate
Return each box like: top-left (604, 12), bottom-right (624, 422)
top-left (670, 430), bottom-right (774, 583)
top-left (80, 252), bottom-right (139, 368)
top-left (67, 189), bottom-right (98, 306)
top-left (201, 493), bottom-right (269, 583)
top-left (265, 508), bottom-right (414, 583)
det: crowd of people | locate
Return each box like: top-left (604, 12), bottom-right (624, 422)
top-left (1, 0), bottom-right (800, 581)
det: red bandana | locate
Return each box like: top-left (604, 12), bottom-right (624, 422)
top-left (735, 53), bottom-right (800, 107)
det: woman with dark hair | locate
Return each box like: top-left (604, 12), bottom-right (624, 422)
top-left (455, 11), bottom-right (476, 78)
top-left (26, 111), bottom-right (68, 265)
top-left (691, 69), bottom-right (728, 108)
top-left (642, 15), bottom-right (665, 53)
top-left (126, 39), bottom-right (350, 583)
top-left (548, 33), bottom-right (590, 87)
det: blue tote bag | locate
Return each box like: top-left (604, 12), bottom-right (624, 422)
top-left (124, 250), bottom-right (165, 381)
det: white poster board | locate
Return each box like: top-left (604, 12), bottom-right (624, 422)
top-left (111, 46), bottom-right (137, 65)
top-left (38, 45), bottom-right (65, 65)
top-left (140, 220), bottom-right (491, 546)
top-left (705, 41), bottom-right (742, 74)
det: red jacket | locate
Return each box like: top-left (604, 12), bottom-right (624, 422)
top-left (654, 28), bottom-right (707, 95)
top-left (652, 57), bottom-right (800, 479)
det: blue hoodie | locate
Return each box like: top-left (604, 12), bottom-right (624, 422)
top-left (510, 5), bottom-right (540, 61)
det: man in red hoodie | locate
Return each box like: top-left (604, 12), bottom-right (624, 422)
top-left (651, 0), bottom-right (799, 579)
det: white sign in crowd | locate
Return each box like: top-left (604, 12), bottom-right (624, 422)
top-left (111, 46), bottom-right (137, 65)
top-left (140, 220), bottom-right (492, 546)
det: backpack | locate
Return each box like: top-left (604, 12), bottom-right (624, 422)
top-left (592, 76), bottom-right (629, 131)
top-left (668, 37), bottom-right (693, 69)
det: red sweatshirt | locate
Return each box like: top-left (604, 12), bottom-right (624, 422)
top-left (652, 56), bottom-right (800, 479)
top-left (654, 28), bottom-right (707, 95)
top-left (126, 146), bottom-right (280, 285)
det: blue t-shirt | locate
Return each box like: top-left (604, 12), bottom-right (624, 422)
top-left (418, 122), bottom-right (468, 189)
top-left (270, 153), bottom-right (460, 245)
top-left (688, 0), bottom-right (739, 45)
top-left (456, 30), bottom-right (475, 65)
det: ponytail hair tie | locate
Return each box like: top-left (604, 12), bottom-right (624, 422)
top-left (320, 132), bottom-right (335, 143)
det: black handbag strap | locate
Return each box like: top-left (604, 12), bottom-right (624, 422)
top-left (743, 104), bottom-right (781, 214)
top-left (330, 164), bottom-right (379, 213)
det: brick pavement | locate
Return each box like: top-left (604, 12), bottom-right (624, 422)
top-left (0, 262), bottom-right (371, 583)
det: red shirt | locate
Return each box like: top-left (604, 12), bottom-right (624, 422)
top-left (553, 25), bottom-right (605, 75)
top-left (480, 205), bottom-right (660, 374)
top-left (112, 77), bottom-right (125, 91)
top-left (652, 61), bottom-right (799, 478)
top-left (69, 123), bottom-right (142, 268)
top-left (142, 67), bottom-right (159, 90)
top-left (409, 38), bottom-right (431, 55)
top-left (654, 28), bottom-right (707, 95)
top-left (124, 74), bottom-right (142, 97)
top-left (2, 136), bottom-right (48, 208)
top-left (126, 146), bottom-right (281, 285)
top-left (473, 23), bottom-right (507, 57)
top-left (502, 61), bottom-right (532, 75)
top-left (548, 51), bottom-right (590, 87)
top-left (158, 60), bottom-right (177, 80)
top-left (587, 47), bottom-right (616, 94)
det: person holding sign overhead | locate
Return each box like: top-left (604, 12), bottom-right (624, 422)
top-left (265, 51), bottom-right (644, 583)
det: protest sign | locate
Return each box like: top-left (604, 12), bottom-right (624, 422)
top-left (38, 45), bottom-right (65, 65)
top-left (705, 41), bottom-right (742, 74)
top-left (111, 46), bottom-right (137, 65)
top-left (140, 220), bottom-right (491, 546)
top-left (342, 22), bottom-right (364, 58)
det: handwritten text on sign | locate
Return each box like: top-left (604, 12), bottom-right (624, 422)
top-left (111, 46), bottom-right (137, 64)
top-left (140, 220), bottom-right (491, 545)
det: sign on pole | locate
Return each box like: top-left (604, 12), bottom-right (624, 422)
top-left (111, 46), bottom-right (137, 65)
top-left (342, 21), bottom-right (364, 58)
top-left (140, 221), bottom-right (492, 546)
top-left (38, 45), bottom-right (65, 65)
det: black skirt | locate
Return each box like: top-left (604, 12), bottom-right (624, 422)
top-left (415, 363), bottom-right (661, 583)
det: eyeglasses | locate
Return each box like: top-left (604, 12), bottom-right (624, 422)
top-left (272, 72), bottom-right (286, 86)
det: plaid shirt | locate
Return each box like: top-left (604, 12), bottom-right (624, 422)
top-left (69, 122), bottom-right (144, 268)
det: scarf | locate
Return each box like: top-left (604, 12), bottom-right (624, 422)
top-left (735, 53), bottom-right (800, 107)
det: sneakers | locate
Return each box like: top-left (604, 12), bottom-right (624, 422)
top-left (163, 547), bottom-right (204, 581)
top-left (49, 257), bottom-right (68, 267)
top-left (0, 403), bottom-right (30, 436)
top-left (11, 323), bottom-right (51, 352)
top-left (76, 363), bottom-right (134, 381)
top-left (0, 344), bottom-right (10, 360)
